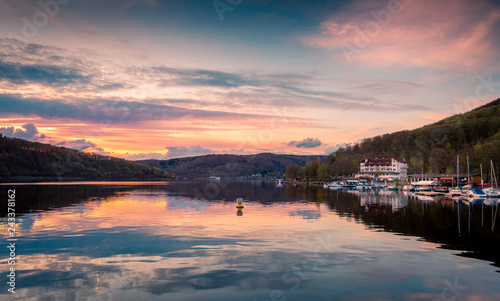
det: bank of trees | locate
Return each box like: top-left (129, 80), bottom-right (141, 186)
top-left (0, 135), bottom-right (172, 180)
top-left (138, 153), bottom-right (325, 178)
top-left (286, 98), bottom-right (500, 181)
top-left (286, 151), bottom-right (360, 181)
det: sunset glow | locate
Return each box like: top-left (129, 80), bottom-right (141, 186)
top-left (1, 0), bottom-right (500, 159)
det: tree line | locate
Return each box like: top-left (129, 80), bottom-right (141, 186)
top-left (286, 98), bottom-right (500, 181)
top-left (138, 153), bottom-right (326, 179)
top-left (0, 135), bottom-right (172, 181)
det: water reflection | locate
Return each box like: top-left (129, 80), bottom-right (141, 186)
top-left (0, 182), bottom-right (499, 301)
top-left (359, 190), bottom-right (408, 212)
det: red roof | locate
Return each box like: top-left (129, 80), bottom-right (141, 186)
top-left (362, 157), bottom-right (407, 166)
top-left (392, 157), bottom-right (407, 163)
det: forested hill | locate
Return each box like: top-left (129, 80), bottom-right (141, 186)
top-left (137, 153), bottom-right (326, 178)
top-left (0, 136), bottom-right (172, 181)
top-left (317, 98), bottom-right (500, 178)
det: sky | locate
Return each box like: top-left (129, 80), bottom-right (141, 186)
top-left (1, 0), bottom-right (500, 160)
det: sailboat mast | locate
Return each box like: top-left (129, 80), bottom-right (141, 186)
top-left (480, 163), bottom-right (483, 186)
top-left (467, 156), bottom-right (474, 189)
top-left (457, 155), bottom-right (461, 189)
top-left (492, 160), bottom-right (499, 189)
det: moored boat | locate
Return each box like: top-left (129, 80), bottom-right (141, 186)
top-left (482, 160), bottom-right (500, 198)
top-left (324, 182), bottom-right (342, 189)
top-left (483, 188), bottom-right (500, 198)
top-left (343, 180), bottom-right (359, 188)
top-left (417, 186), bottom-right (432, 192)
top-left (449, 188), bottom-right (463, 196)
top-left (434, 187), bottom-right (449, 193)
top-left (466, 188), bottom-right (486, 198)
top-left (402, 185), bottom-right (415, 191)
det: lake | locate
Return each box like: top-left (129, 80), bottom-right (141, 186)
top-left (1, 181), bottom-right (499, 300)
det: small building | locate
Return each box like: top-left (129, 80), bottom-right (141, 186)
top-left (358, 157), bottom-right (408, 180)
top-left (412, 180), bottom-right (438, 187)
top-left (407, 174), bottom-right (481, 187)
top-left (249, 173), bottom-right (263, 180)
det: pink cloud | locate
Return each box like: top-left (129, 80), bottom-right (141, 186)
top-left (303, 0), bottom-right (500, 72)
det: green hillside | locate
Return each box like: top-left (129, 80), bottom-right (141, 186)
top-left (138, 153), bottom-right (326, 179)
top-left (296, 98), bottom-right (500, 180)
top-left (0, 135), bottom-right (172, 181)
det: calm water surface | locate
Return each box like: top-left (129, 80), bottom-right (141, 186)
top-left (1, 181), bottom-right (499, 300)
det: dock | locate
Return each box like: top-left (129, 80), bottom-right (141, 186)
top-left (414, 191), bottom-right (446, 197)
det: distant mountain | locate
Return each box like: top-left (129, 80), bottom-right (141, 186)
top-left (0, 136), bottom-right (172, 181)
top-left (300, 98), bottom-right (500, 179)
top-left (137, 153), bottom-right (327, 179)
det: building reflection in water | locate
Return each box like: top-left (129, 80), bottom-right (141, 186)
top-left (356, 190), bottom-right (499, 236)
top-left (359, 190), bottom-right (408, 213)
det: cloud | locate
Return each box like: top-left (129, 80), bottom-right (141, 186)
top-left (153, 66), bottom-right (259, 88)
top-left (165, 145), bottom-right (214, 159)
top-left (0, 38), bottom-right (429, 118)
top-left (0, 61), bottom-right (89, 86)
top-left (288, 137), bottom-right (322, 148)
top-left (0, 94), bottom-right (267, 123)
top-left (0, 123), bottom-right (109, 154)
top-left (122, 152), bottom-right (169, 161)
top-left (55, 139), bottom-right (107, 153)
top-left (0, 123), bottom-right (44, 140)
top-left (124, 145), bottom-right (218, 160)
top-left (323, 143), bottom-right (349, 155)
top-left (302, 0), bottom-right (500, 72)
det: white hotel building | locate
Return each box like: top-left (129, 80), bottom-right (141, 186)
top-left (358, 157), bottom-right (408, 180)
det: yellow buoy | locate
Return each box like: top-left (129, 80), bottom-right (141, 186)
top-left (235, 197), bottom-right (244, 209)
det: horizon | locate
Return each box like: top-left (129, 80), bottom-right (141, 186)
top-left (2, 96), bottom-right (497, 162)
top-left (1, 0), bottom-right (500, 160)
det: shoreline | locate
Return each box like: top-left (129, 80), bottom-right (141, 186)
top-left (0, 177), bottom-right (172, 184)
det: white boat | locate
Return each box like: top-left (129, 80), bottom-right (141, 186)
top-left (386, 185), bottom-right (399, 191)
top-left (323, 182), bottom-right (342, 189)
top-left (451, 155), bottom-right (464, 197)
top-left (402, 185), bottom-right (415, 191)
top-left (483, 188), bottom-right (500, 198)
top-left (343, 180), bottom-right (359, 188)
top-left (483, 160), bottom-right (500, 198)
top-left (466, 188), bottom-right (486, 198)
top-left (329, 182), bottom-right (342, 189)
top-left (464, 156), bottom-right (485, 198)
top-left (448, 188), bottom-right (463, 196)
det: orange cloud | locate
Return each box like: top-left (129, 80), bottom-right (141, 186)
top-left (303, 0), bottom-right (500, 72)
